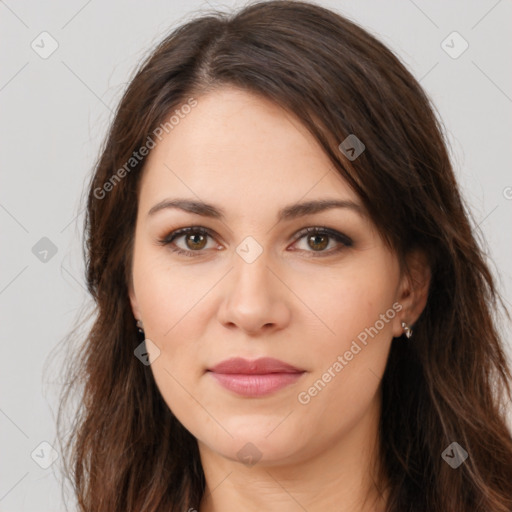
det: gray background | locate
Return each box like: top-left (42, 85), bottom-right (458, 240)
top-left (1, 0), bottom-right (511, 510)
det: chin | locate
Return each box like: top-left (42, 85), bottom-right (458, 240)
top-left (199, 424), bottom-right (305, 466)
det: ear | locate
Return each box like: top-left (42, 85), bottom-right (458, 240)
top-left (128, 277), bottom-right (142, 321)
top-left (392, 249), bottom-right (431, 337)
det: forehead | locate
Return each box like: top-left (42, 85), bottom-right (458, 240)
top-left (138, 86), bottom-right (359, 216)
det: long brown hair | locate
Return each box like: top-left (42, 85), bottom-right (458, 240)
top-left (56, 1), bottom-right (512, 510)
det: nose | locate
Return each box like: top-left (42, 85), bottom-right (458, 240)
top-left (216, 252), bottom-right (291, 336)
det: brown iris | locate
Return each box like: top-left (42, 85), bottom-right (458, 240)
top-left (186, 233), bottom-right (207, 250)
top-left (308, 233), bottom-right (329, 251)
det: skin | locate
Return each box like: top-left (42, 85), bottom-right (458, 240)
top-left (129, 86), bottom-right (430, 512)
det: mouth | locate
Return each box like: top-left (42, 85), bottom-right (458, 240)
top-left (206, 357), bottom-right (306, 397)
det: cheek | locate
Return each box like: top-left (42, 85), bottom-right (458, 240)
top-left (132, 244), bottom-right (214, 339)
top-left (130, 252), bottom-right (204, 410)
top-left (296, 261), bottom-right (398, 359)
top-left (131, 251), bottom-right (211, 425)
top-left (293, 264), bottom-right (397, 423)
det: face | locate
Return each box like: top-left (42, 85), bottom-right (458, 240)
top-left (129, 86), bottom-right (411, 466)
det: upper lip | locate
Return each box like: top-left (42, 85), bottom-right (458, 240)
top-left (207, 357), bottom-right (304, 374)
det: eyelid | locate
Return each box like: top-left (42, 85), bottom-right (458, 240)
top-left (293, 226), bottom-right (353, 247)
top-left (159, 226), bottom-right (217, 245)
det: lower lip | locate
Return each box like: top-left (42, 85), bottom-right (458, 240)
top-left (208, 371), bottom-right (304, 397)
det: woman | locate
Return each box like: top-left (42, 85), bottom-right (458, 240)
top-left (57, 1), bottom-right (512, 511)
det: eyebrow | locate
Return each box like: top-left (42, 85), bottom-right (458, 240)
top-left (148, 197), bottom-right (365, 222)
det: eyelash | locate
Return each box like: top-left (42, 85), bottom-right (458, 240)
top-left (157, 226), bottom-right (353, 258)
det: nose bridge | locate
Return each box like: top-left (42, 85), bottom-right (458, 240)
top-left (217, 235), bottom-right (290, 333)
top-left (231, 237), bottom-right (275, 300)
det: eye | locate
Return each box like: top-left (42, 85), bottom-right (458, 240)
top-left (157, 226), bottom-right (353, 257)
top-left (157, 226), bottom-right (218, 257)
top-left (291, 226), bottom-right (353, 257)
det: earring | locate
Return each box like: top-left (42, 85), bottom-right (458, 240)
top-left (401, 321), bottom-right (413, 339)
top-left (136, 319), bottom-right (145, 339)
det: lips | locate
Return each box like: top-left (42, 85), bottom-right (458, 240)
top-left (207, 357), bottom-right (305, 397)
top-left (208, 356), bottom-right (304, 374)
